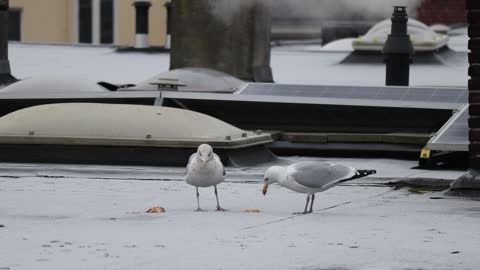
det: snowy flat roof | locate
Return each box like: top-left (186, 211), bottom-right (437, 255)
top-left (6, 44), bottom-right (468, 88)
top-left (0, 90), bottom-right (159, 100)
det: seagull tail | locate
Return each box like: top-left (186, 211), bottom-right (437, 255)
top-left (353, 170), bottom-right (376, 179)
top-left (340, 170), bottom-right (376, 182)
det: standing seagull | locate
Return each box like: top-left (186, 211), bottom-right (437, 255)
top-left (185, 144), bottom-right (227, 211)
top-left (262, 161), bottom-right (376, 214)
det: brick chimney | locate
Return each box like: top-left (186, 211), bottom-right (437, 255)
top-left (467, 0), bottom-right (480, 168)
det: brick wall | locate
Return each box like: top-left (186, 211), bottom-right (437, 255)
top-left (468, 0), bottom-right (480, 169)
top-left (416, 0), bottom-right (466, 25)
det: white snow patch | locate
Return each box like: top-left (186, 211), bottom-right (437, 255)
top-left (0, 172), bottom-right (478, 270)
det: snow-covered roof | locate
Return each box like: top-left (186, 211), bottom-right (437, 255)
top-left (320, 38), bottom-right (355, 52)
top-left (6, 43), bottom-right (468, 90)
top-left (0, 76), bottom-right (108, 93)
top-left (352, 18), bottom-right (449, 52)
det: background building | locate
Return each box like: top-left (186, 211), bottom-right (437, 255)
top-left (7, 0), bottom-right (467, 46)
top-left (271, 0), bottom-right (467, 42)
top-left (8, 0), bottom-right (168, 46)
top-left (417, 0), bottom-right (466, 26)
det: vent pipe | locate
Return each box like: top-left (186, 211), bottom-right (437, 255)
top-left (383, 6), bottom-right (414, 86)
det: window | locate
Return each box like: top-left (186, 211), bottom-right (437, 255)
top-left (100, 0), bottom-right (114, 44)
top-left (78, 0), bottom-right (92, 43)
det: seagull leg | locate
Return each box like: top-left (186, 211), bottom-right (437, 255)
top-left (293, 195), bottom-right (310, 215)
top-left (303, 194), bottom-right (311, 214)
top-left (214, 185), bottom-right (227, 211)
top-left (308, 194), bottom-right (315, 213)
top-left (195, 187), bottom-right (205, 212)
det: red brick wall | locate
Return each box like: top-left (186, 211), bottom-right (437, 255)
top-left (416, 0), bottom-right (466, 25)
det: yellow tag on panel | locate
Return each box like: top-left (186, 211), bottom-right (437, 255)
top-left (420, 148), bottom-right (431, 159)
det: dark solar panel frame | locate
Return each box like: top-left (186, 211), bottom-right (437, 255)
top-left (238, 83), bottom-right (468, 104)
top-left (427, 104), bottom-right (469, 152)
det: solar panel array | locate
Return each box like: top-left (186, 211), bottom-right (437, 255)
top-left (427, 104), bottom-right (469, 151)
top-left (239, 83), bottom-right (468, 104)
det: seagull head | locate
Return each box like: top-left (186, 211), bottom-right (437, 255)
top-left (262, 166), bottom-right (284, 195)
top-left (197, 144), bottom-right (214, 168)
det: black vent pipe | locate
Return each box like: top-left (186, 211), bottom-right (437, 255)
top-left (383, 6), bottom-right (414, 86)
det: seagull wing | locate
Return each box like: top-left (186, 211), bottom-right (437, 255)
top-left (185, 153), bottom-right (197, 175)
top-left (289, 161), bottom-right (356, 189)
top-left (214, 153), bottom-right (226, 176)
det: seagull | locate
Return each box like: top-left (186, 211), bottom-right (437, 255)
top-left (262, 161), bottom-right (376, 214)
top-left (185, 144), bottom-right (227, 211)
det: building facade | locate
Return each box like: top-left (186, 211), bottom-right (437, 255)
top-left (9, 0), bottom-right (168, 47)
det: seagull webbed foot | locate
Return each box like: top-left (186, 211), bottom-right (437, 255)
top-left (216, 207), bottom-right (228, 212)
top-left (195, 208), bottom-right (207, 212)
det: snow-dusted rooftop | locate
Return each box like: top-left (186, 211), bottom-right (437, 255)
top-left (8, 42), bottom-right (468, 88)
top-left (0, 158), bottom-right (476, 270)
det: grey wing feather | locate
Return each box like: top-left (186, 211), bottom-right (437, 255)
top-left (290, 161), bottom-right (356, 189)
top-left (185, 153), bottom-right (197, 175)
top-left (213, 153), bottom-right (226, 176)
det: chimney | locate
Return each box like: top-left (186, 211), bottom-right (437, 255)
top-left (0, 0), bottom-right (16, 85)
top-left (133, 0), bottom-right (152, 49)
top-left (169, 0), bottom-right (273, 82)
top-left (383, 6), bottom-right (414, 87)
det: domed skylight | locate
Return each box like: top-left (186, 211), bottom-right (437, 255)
top-left (0, 103), bottom-right (272, 148)
top-left (352, 18), bottom-right (449, 52)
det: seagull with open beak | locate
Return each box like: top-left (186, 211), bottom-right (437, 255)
top-left (185, 144), bottom-right (227, 211)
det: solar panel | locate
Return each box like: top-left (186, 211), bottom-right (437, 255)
top-left (160, 90), bottom-right (460, 110)
top-left (160, 90), bottom-right (457, 134)
top-left (427, 104), bottom-right (469, 152)
top-left (238, 83), bottom-right (468, 104)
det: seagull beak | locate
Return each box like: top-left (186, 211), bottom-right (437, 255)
top-left (262, 181), bottom-right (268, 195)
top-left (202, 160), bottom-right (207, 168)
